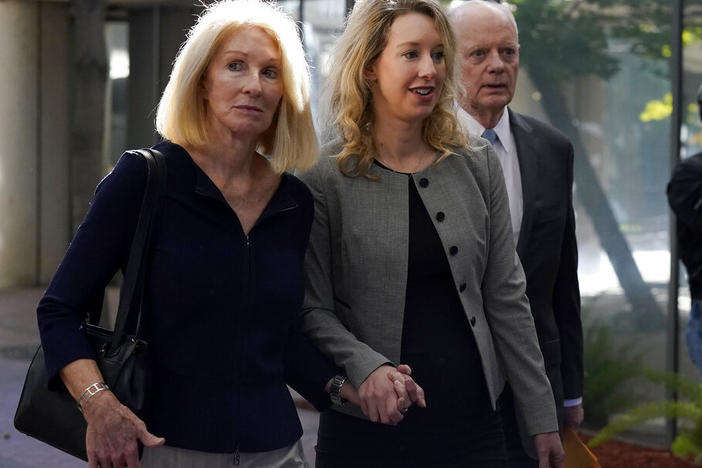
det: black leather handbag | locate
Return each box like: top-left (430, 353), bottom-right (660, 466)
top-left (13, 148), bottom-right (166, 461)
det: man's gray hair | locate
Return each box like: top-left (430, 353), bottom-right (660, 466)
top-left (448, 0), bottom-right (519, 37)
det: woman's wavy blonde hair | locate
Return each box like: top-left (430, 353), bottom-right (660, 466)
top-left (326, 0), bottom-right (466, 178)
top-left (155, 0), bottom-right (317, 173)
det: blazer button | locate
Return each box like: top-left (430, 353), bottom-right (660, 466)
top-left (419, 177), bottom-right (429, 188)
top-left (459, 283), bottom-right (466, 292)
top-left (449, 246), bottom-right (458, 256)
top-left (436, 211), bottom-right (445, 222)
top-left (470, 316), bottom-right (477, 327)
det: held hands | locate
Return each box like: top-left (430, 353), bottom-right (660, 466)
top-left (82, 390), bottom-right (164, 468)
top-left (356, 364), bottom-right (426, 425)
top-left (389, 364), bottom-right (426, 411)
top-left (534, 432), bottom-right (565, 468)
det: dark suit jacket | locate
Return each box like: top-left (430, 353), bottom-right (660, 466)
top-left (509, 109), bottom-right (583, 451)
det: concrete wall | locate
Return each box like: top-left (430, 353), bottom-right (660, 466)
top-left (127, 5), bottom-right (196, 149)
top-left (0, 1), bottom-right (40, 287)
top-left (40, 2), bottom-right (71, 284)
top-left (0, 1), bottom-right (196, 287)
top-left (0, 1), bottom-right (70, 287)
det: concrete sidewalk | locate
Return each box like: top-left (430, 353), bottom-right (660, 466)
top-left (0, 288), bottom-right (320, 467)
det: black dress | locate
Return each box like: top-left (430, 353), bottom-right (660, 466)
top-left (314, 170), bottom-right (506, 468)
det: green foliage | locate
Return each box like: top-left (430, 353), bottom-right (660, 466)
top-left (513, 0), bottom-right (702, 83)
top-left (673, 431), bottom-right (702, 460)
top-left (589, 401), bottom-right (701, 447)
top-left (642, 368), bottom-right (702, 402)
top-left (589, 370), bottom-right (702, 459)
top-left (583, 321), bottom-right (644, 427)
top-left (515, 0), bottom-right (619, 83)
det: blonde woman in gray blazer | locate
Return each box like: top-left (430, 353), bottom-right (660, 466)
top-left (299, 0), bottom-right (564, 466)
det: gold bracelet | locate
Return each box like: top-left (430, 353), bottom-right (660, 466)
top-left (77, 382), bottom-right (109, 413)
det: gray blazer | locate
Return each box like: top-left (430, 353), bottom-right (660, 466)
top-left (299, 138), bottom-right (558, 435)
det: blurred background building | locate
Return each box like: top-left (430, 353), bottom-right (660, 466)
top-left (1, 0), bottom-right (701, 446)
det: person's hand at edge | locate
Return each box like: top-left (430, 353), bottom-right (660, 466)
top-left (534, 431), bottom-right (565, 468)
top-left (389, 364), bottom-right (427, 409)
top-left (84, 390), bottom-right (164, 468)
top-left (564, 403), bottom-right (584, 430)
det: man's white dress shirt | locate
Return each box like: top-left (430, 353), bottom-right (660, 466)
top-left (457, 107), bottom-right (523, 246)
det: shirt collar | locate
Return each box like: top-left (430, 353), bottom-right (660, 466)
top-left (456, 104), bottom-right (513, 154)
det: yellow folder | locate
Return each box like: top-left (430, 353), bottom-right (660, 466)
top-left (563, 428), bottom-right (602, 468)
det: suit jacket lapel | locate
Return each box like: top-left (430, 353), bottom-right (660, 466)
top-left (509, 109), bottom-right (537, 257)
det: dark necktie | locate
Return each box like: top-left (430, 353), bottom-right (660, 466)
top-left (481, 128), bottom-right (498, 145)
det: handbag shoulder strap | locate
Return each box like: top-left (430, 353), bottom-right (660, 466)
top-left (110, 148), bottom-right (167, 348)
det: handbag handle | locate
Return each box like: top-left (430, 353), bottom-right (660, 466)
top-left (109, 148), bottom-right (167, 352)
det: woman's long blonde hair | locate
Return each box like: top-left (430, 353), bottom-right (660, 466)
top-left (325, 0), bottom-right (466, 178)
top-left (155, 0), bottom-right (317, 173)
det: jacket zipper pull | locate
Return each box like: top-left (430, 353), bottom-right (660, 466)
top-left (233, 445), bottom-right (240, 465)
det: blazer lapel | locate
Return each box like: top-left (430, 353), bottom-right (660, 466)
top-left (509, 109), bottom-right (537, 257)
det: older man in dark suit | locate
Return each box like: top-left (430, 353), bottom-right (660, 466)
top-left (450, 1), bottom-right (584, 466)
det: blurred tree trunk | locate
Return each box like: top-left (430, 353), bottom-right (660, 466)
top-left (529, 68), bottom-right (663, 329)
top-left (70, 0), bottom-right (107, 233)
top-left (512, 0), bottom-right (677, 328)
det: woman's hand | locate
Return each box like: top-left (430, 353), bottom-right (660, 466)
top-left (83, 390), bottom-right (164, 468)
top-left (388, 364), bottom-right (427, 412)
top-left (534, 432), bottom-right (565, 468)
top-left (336, 364), bottom-right (426, 425)
top-left (358, 365), bottom-right (409, 425)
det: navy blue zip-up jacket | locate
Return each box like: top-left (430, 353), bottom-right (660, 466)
top-left (37, 141), bottom-right (336, 453)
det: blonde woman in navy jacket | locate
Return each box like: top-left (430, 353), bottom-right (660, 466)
top-left (35, 2), bottom-right (391, 467)
top-left (299, 0), bottom-right (564, 466)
